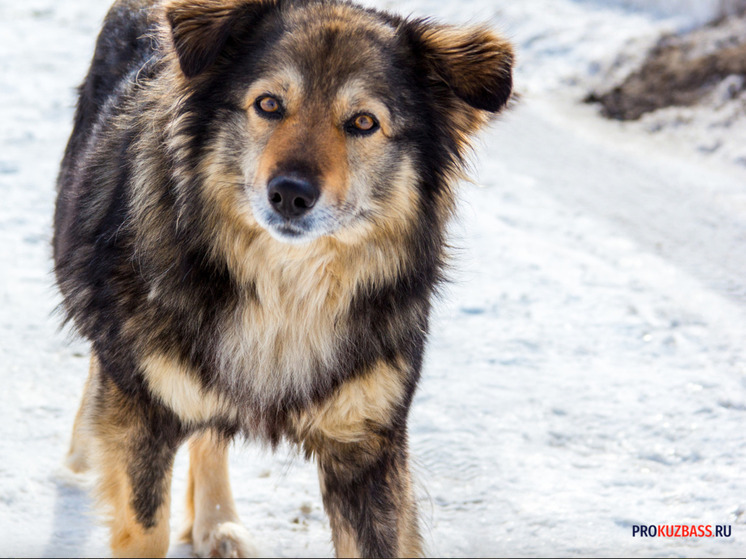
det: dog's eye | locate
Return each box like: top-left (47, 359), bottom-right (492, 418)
top-left (346, 113), bottom-right (379, 136)
top-left (353, 115), bottom-right (376, 131)
top-left (255, 95), bottom-right (283, 119)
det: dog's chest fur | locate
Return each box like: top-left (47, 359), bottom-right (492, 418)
top-left (217, 241), bottom-right (350, 406)
top-left (142, 248), bottom-right (353, 431)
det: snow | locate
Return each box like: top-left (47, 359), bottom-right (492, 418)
top-left (2, 0), bottom-right (746, 556)
top-left (588, 0), bottom-right (732, 28)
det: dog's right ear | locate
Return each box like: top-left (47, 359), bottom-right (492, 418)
top-left (165, 0), bottom-right (273, 78)
top-left (404, 20), bottom-right (514, 114)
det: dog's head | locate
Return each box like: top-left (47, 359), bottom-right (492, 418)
top-left (163, 0), bottom-right (513, 246)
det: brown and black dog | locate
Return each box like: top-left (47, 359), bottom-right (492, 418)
top-left (54, 0), bottom-right (513, 556)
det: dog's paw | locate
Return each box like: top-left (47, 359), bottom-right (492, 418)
top-left (193, 522), bottom-right (260, 558)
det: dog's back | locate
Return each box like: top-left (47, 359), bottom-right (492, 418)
top-left (55, 0), bottom-right (157, 259)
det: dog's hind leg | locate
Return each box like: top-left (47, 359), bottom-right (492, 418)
top-left (65, 353), bottom-right (98, 473)
top-left (90, 372), bottom-right (183, 558)
top-left (182, 430), bottom-right (258, 558)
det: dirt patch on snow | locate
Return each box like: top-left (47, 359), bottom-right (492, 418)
top-left (585, 14), bottom-right (746, 120)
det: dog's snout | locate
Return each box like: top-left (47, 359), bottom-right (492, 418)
top-left (267, 175), bottom-right (319, 218)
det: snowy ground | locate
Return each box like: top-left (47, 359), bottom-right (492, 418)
top-left (1, 0), bottom-right (746, 556)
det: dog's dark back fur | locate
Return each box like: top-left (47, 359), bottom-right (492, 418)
top-left (54, 0), bottom-right (513, 555)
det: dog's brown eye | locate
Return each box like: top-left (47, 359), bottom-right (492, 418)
top-left (346, 113), bottom-right (379, 136)
top-left (354, 115), bottom-right (375, 131)
top-left (260, 97), bottom-right (279, 112)
top-left (255, 95), bottom-right (283, 118)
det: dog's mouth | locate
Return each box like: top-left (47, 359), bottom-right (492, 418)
top-left (268, 222), bottom-right (308, 242)
top-left (250, 200), bottom-right (328, 245)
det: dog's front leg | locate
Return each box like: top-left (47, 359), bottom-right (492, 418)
top-left (90, 370), bottom-right (184, 558)
top-left (295, 360), bottom-right (423, 558)
top-left (317, 433), bottom-right (422, 558)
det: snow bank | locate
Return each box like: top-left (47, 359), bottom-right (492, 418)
top-left (585, 13), bottom-right (746, 168)
top-left (591, 0), bottom-right (743, 28)
top-left (460, 0), bottom-right (746, 170)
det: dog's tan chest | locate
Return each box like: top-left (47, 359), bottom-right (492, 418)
top-left (216, 247), bottom-right (352, 405)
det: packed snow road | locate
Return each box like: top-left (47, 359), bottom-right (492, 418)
top-left (489, 97), bottom-right (746, 307)
top-left (1, 0), bottom-right (745, 556)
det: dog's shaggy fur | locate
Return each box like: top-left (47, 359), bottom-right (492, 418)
top-left (53, 0), bottom-right (513, 556)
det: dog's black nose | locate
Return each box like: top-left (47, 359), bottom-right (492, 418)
top-left (267, 176), bottom-right (319, 219)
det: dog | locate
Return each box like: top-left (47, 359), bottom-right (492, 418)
top-left (53, 0), bottom-right (513, 556)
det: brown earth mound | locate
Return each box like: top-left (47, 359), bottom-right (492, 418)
top-left (585, 14), bottom-right (746, 120)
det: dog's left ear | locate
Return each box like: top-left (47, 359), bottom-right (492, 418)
top-left (406, 21), bottom-right (514, 113)
top-left (165, 0), bottom-right (274, 78)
